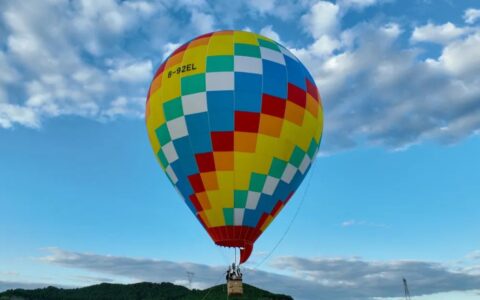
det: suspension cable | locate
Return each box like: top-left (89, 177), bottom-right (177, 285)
top-left (252, 160), bottom-right (319, 269)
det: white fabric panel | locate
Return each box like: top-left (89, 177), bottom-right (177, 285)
top-left (206, 72), bottom-right (234, 91)
top-left (279, 45), bottom-right (298, 62)
top-left (167, 116), bottom-right (188, 140)
top-left (234, 56), bottom-right (263, 74)
top-left (234, 208), bottom-right (245, 225)
top-left (260, 47), bottom-right (286, 65)
top-left (162, 141), bottom-right (178, 163)
top-left (299, 155), bottom-right (312, 174)
top-left (281, 163), bottom-right (297, 183)
top-left (182, 92), bottom-right (207, 115)
top-left (262, 176), bottom-right (280, 195)
top-left (165, 165), bottom-right (178, 183)
top-left (246, 191), bottom-right (261, 209)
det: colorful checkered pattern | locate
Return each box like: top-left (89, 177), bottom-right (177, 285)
top-left (146, 30), bottom-right (323, 259)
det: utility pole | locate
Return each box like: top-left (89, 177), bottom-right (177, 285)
top-left (187, 272), bottom-right (194, 289)
top-left (403, 278), bottom-right (411, 300)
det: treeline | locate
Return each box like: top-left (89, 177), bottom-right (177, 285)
top-left (0, 282), bottom-right (293, 300)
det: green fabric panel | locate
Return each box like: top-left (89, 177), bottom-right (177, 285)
top-left (307, 139), bottom-right (318, 158)
top-left (234, 43), bottom-right (261, 58)
top-left (269, 157), bottom-right (288, 178)
top-left (234, 190), bottom-right (248, 208)
top-left (290, 146), bottom-right (305, 167)
top-left (249, 173), bottom-right (267, 192)
top-left (157, 149), bottom-right (168, 169)
top-left (163, 97), bottom-right (183, 121)
top-left (223, 208), bottom-right (234, 225)
top-left (181, 73), bottom-right (206, 95)
top-left (155, 124), bottom-right (171, 145)
top-left (258, 39), bottom-right (280, 51)
top-left (206, 55), bottom-right (234, 72)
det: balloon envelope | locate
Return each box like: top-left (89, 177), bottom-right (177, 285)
top-left (146, 30), bottom-right (323, 263)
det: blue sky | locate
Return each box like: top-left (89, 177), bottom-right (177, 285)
top-left (1, 0), bottom-right (480, 299)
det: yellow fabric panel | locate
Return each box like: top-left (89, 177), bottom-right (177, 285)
top-left (182, 45), bottom-right (208, 75)
top-left (207, 35), bottom-right (234, 55)
top-left (252, 153), bottom-right (272, 174)
top-left (160, 68), bottom-right (181, 102)
top-left (233, 152), bottom-right (255, 189)
top-left (147, 126), bottom-right (160, 155)
top-left (204, 208), bottom-right (225, 227)
top-left (215, 171), bottom-right (234, 191)
top-left (314, 109), bottom-right (324, 143)
top-left (234, 169), bottom-right (251, 190)
top-left (207, 189), bottom-right (233, 207)
top-left (255, 134), bottom-right (279, 156)
top-left (147, 89), bottom-right (166, 128)
top-left (233, 31), bottom-right (259, 45)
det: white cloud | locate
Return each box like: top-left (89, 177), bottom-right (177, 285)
top-left (109, 60), bottom-right (153, 83)
top-left (1, 0), bottom-right (479, 153)
top-left (427, 32), bottom-right (480, 76)
top-left (464, 8), bottom-right (480, 24)
top-left (102, 97), bottom-right (145, 119)
top-left (412, 22), bottom-right (470, 44)
top-left (294, 15), bottom-right (480, 152)
top-left (302, 1), bottom-right (340, 38)
top-left (34, 248), bottom-right (480, 300)
top-left (0, 0), bottom-right (202, 128)
top-left (260, 25), bottom-right (281, 42)
top-left (190, 10), bottom-right (215, 33)
top-left (340, 219), bottom-right (387, 228)
top-left (466, 251), bottom-right (480, 261)
top-left (0, 103), bottom-right (39, 128)
top-left (338, 0), bottom-right (380, 10)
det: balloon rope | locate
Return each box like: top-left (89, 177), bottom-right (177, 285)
top-left (252, 159), bottom-right (319, 269)
top-left (199, 270), bottom-right (227, 300)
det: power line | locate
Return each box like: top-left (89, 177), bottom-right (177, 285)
top-left (403, 278), bottom-right (411, 300)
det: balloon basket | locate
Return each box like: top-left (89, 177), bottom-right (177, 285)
top-left (227, 279), bottom-right (243, 296)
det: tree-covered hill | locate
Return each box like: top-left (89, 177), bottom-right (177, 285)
top-left (0, 281), bottom-right (293, 300)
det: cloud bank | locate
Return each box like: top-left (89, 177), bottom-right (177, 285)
top-left (0, 0), bottom-right (479, 152)
top-left (35, 248), bottom-right (480, 300)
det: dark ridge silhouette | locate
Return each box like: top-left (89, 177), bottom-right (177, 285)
top-left (0, 281), bottom-right (293, 300)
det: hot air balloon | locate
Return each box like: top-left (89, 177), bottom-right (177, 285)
top-left (145, 30), bottom-right (323, 266)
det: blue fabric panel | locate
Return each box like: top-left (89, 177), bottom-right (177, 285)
top-left (285, 56), bottom-right (307, 90)
top-left (262, 60), bottom-right (287, 98)
top-left (207, 91), bottom-right (234, 131)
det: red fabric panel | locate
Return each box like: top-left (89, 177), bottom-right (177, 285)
top-left (195, 152), bottom-right (216, 172)
top-left (261, 94), bottom-right (286, 118)
top-left (188, 174), bottom-right (205, 193)
top-left (154, 62), bottom-right (166, 79)
top-left (171, 42), bottom-right (189, 56)
top-left (306, 79), bottom-right (319, 102)
top-left (189, 194), bottom-right (203, 211)
top-left (288, 83), bottom-right (307, 108)
top-left (271, 201), bottom-right (284, 217)
top-left (211, 131), bottom-right (234, 151)
top-left (195, 32), bottom-right (214, 39)
top-left (235, 111), bottom-right (260, 132)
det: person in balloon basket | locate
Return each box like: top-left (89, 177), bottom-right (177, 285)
top-left (226, 263), bottom-right (243, 281)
